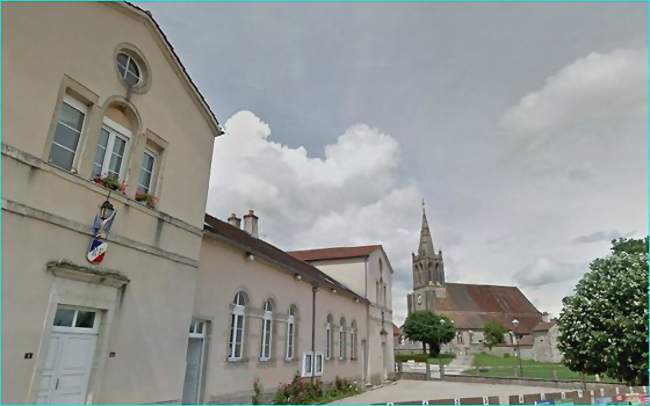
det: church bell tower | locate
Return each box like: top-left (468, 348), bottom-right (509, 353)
top-left (411, 202), bottom-right (445, 291)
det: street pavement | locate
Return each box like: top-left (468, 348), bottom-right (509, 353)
top-left (331, 379), bottom-right (584, 404)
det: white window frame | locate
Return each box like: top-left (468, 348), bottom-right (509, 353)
top-left (117, 52), bottom-right (143, 87)
top-left (260, 301), bottom-right (273, 361)
top-left (51, 305), bottom-right (100, 335)
top-left (228, 301), bottom-right (246, 361)
top-left (189, 319), bottom-right (206, 339)
top-left (94, 117), bottom-right (131, 180)
top-left (325, 323), bottom-right (332, 360)
top-left (350, 329), bottom-right (357, 360)
top-left (137, 148), bottom-right (157, 194)
top-left (286, 313), bottom-right (295, 361)
top-left (50, 96), bottom-right (88, 170)
top-left (314, 352), bottom-right (324, 376)
top-left (339, 327), bottom-right (346, 360)
top-left (301, 351), bottom-right (324, 377)
top-left (301, 351), bottom-right (313, 377)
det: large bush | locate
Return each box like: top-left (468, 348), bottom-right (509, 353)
top-left (558, 237), bottom-right (648, 385)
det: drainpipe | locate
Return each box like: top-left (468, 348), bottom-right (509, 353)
top-left (311, 284), bottom-right (318, 382)
top-left (364, 257), bottom-right (370, 385)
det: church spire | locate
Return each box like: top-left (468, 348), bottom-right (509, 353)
top-left (418, 200), bottom-right (435, 257)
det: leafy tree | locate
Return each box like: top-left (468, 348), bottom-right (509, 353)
top-left (558, 237), bottom-right (648, 385)
top-left (483, 320), bottom-right (507, 350)
top-left (402, 311), bottom-right (456, 356)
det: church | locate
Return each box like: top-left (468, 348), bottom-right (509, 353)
top-left (405, 206), bottom-right (556, 358)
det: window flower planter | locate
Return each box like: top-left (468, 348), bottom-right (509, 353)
top-left (93, 174), bottom-right (126, 193)
top-left (135, 191), bottom-right (158, 209)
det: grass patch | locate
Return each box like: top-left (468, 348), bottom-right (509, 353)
top-left (464, 353), bottom-right (620, 382)
top-left (396, 352), bottom-right (456, 365)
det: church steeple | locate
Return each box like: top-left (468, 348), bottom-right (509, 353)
top-left (418, 201), bottom-right (436, 257)
top-left (410, 200), bottom-right (445, 293)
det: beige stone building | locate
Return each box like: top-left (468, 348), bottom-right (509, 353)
top-left (3, 2), bottom-right (396, 404)
top-left (289, 245), bottom-right (396, 385)
top-left (195, 214), bottom-right (392, 403)
top-left (2, 2), bottom-right (221, 403)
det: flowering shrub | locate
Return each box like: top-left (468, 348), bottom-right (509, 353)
top-left (135, 191), bottom-right (159, 209)
top-left (94, 174), bottom-right (126, 193)
top-left (273, 375), bottom-right (360, 404)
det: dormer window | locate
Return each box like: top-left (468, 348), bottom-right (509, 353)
top-left (117, 52), bottom-right (142, 87)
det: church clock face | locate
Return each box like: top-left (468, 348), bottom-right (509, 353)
top-left (417, 294), bottom-right (422, 305)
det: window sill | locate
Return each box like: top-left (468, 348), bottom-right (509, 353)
top-left (227, 357), bottom-right (246, 363)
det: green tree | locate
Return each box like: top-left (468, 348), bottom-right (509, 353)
top-left (483, 320), bottom-right (507, 350)
top-left (402, 311), bottom-right (456, 356)
top-left (558, 237), bottom-right (648, 385)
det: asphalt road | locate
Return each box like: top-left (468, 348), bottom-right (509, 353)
top-left (331, 379), bottom-right (584, 404)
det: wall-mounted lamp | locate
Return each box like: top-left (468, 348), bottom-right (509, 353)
top-left (246, 252), bottom-right (255, 261)
top-left (331, 288), bottom-right (337, 293)
top-left (354, 298), bottom-right (360, 303)
top-left (99, 199), bottom-right (115, 221)
top-left (295, 274), bottom-right (303, 281)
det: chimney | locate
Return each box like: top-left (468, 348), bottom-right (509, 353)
top-left (542, 312), bottom-right (550, 322)
top-left (243, 210), bottom-right (258, 238)
top-left (227, 213), bottom-right (241, 228)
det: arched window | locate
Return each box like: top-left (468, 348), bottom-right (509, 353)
top-left (229, 291), bottom-right (247, 360)
top-left (379, 278), bottom-right (384, 305)
top-left (260, 299), bottom-right (273, 361)
top-left (339, 317), bottom-right (347, 360)
top-left (383, 284), bottom-right (387, 307)
top-left (350, 321), bottom-right (358, 360)
top-left (286, 305), bottom-right (296, 361)
top-left (325, 314), bottom-right (333, 360)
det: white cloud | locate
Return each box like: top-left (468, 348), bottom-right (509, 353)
top-left (491, 48), bottom-right (648, 317)
top-left (501, 48), bottom-right (647, 137)
top-left (207, 110), bottom-right (421, 324)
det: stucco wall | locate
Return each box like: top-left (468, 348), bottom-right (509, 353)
top-left (3, 2), bottom-right (215, 227)
top-left (308, 258), bottom-right (367, 298)
top-left (309, 249), bottom-right (395, 386)
top-left (2, 3), bottom-right (216, 403)
top-left (2, 214), bottom-right (198, 403)
top-left (196, 236), bottom-right (370, 403)
top-left (532, 326), bottom-right (562, 363)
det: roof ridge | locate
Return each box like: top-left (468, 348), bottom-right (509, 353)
top-left (289, 244), bottom-right (382, 252)
top-left (446, 282), bottom-right (522, 289)
top-left (203, 214), bottom-right (368, 304)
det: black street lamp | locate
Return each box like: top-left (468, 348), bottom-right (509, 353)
top-left (512, 318), bottom-right (523, 377)
top-left (99, 199), bottom-right (115, 220)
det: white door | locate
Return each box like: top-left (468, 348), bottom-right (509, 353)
top-left (36, 306), bottom-right (99, 404)
top-left (182, 319), bottom-right (207, 404)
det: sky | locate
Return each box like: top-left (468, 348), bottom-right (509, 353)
top-left (144, 2), bottom-right (648, 325)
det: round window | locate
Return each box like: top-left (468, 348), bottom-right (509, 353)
top-left (117, 52), bottom-right (142, 87)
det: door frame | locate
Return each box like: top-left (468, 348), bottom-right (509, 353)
top-left (183, 319), bottom-right (209, 404)
top-left (39, 305), bottom-right (101, 403)
top-left (28, 261), bottom-right (129, 404)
